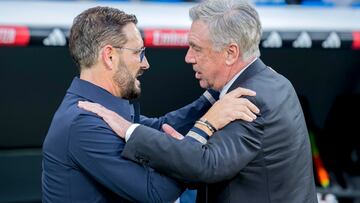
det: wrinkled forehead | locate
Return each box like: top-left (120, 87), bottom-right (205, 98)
top-left (188, 20), bottom-right (211, 46)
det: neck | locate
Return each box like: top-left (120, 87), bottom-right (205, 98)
top-left (80, 65), bottom-right (121, 97)
top-left (225, 57), bottom-right (256, 84)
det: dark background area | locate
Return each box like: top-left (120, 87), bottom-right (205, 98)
top-left (0, 46), bottom-right (359, 202)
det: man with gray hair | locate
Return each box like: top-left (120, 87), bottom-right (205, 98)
top-left (42, 6), bottom-right (260, 203)
top-left (79, 0), bottom-right (318, 202)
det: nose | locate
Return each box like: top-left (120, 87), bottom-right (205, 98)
top-left (141, 56), bottom-right (150, 70)
top-left (185, 47), bottom-right (196, 64)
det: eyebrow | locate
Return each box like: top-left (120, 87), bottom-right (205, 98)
top-left (188, 42), bottom-right (196, 47)
top-left (189, 41), bottom-right (201, 50)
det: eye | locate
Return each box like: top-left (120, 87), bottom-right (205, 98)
top-left (189, 42), bottom-right (201, 52)
top-left (191, 45), bottom-right (201, 52)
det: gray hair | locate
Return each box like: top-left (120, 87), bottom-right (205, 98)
top-left (69, 6), bottom-right (137, 70)
top-left (189, 0), bottom-right (262, 61)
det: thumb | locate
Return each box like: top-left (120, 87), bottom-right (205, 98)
top-left (162, 124), bottom-right (184, 140)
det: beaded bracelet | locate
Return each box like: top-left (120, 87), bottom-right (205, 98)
top-left (195, 118), bottom-right (218, 133)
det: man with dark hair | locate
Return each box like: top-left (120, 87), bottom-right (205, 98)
top-left (42, 6), bottom-right (258, 202)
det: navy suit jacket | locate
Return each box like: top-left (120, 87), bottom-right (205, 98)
top-left (42, 77), bottom-right (213, 203)
top-left (122, 59), bottom-right (318, 203)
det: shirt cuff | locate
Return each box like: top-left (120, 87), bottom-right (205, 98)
top-left (125, 123), bottom-right (140, 142)
top-left (203, 89), bottom-right (219, 104)
top-left (186, 126), bottom-right (209, 144)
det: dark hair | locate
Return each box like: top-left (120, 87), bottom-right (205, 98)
top-left (69, 6), bottom-right (137, 69)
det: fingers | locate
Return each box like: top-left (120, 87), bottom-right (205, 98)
top-left (242, 106), bottom-right (257, 120)
top-left (236, 111), bottom-right (255, 122)
top-left (78, 101), bottom-right (111, 118)
top-left (162, 123), bottom-right (176, 134)
top-left (78, 101), bottom-right (101, 114)
top-left (227, 87), bottom-right (256, 98)
top-left (162, 124), bottom-right (184, 140)
top-left (233, 99), bottom-right (259, 121)
top-left (243, 99), bottom-right (260, 114)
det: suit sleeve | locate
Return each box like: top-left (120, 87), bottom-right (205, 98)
top-left (122, 117), bottom-right (264, 183)
top-left (140, 90), bottom-right (217, 134)
top-left (68, 113), bottom-right (183, 203)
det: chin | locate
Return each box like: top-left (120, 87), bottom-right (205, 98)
top-left (121, 86), bottom-right (141, 100)
top-left (199, 82), bottom-right (210, 89)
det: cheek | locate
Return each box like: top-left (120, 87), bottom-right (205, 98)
top-left (206, 62), bottom-right (223, 84)
top-left (203, 62), bottom-right (217, 77)
top-left (127, 63), bottom-right (139, 76)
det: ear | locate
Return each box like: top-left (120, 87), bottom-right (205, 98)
top-left (101, 45), bottom-right (115, 70)
top-left (225, 43), bottom-right (240, 66)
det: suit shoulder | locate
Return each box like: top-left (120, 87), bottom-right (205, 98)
top-left (238, 67), bottom-right (299, 116)
top-left (51, 95), bottom-right (111, 136)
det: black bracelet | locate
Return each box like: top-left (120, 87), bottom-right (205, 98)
top-left (196, 118), bottom-right (218, 133)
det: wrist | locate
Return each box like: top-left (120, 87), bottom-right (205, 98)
top-left (200, 117), bottom-right (218, 132)
top-left (195, 118), bottom-right (218, 136)
top-left (194, 122), bottom-right (213, 136)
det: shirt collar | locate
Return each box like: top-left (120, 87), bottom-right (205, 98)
top-left (219, 58), bottom-right (257, 99)
top-left (67, 77), bottom-right (133, 120)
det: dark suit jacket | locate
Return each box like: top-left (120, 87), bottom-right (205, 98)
top-left (42, 77), bottom-right (213, 203)
top-left (122, 59), bottom-right (318, 203)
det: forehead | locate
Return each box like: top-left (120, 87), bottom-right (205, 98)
top-left (123, 23), bottom-right (143, 46)
top-left (188, 20), bottom-right (211, 47)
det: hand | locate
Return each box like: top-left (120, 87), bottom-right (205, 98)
top-left (162, 124), bottom-right (184, 140)
top-left (202, 87), bottom-right (260, 130)
top-left (78, 101), bottom-right (131, 139)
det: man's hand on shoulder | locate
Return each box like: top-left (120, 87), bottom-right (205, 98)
top-left (201, 87), bottom-right (260, 132)
top-left (162, 124), bottom-right (184, 140)
top-left (78, 101), bottom-right (131, 139)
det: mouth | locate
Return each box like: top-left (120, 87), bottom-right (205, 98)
top-left (135, 71), bottom-right (144, 86)
top-left (193, 68), bottom-right (201, 79)
top-left (137, 70), bottom-right (144, 78)
top-left (195, 72), bottom-right (201, 79)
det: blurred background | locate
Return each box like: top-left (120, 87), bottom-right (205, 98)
top-left (0, 0), bottom-right (360, 202)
